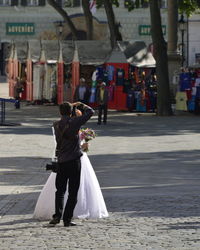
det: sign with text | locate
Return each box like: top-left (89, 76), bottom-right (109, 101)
top-left (6, 23), bottom-right (35, 35)
top-left (139, 25), bottom-right (166, 36)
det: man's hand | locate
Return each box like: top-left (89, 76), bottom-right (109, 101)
top-left (72, 102), bottom-right (82, 107)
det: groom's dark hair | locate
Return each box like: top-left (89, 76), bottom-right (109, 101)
top-left (59, 102), bottom-right (73, 116)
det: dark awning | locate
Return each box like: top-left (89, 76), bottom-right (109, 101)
top-left (76, 41), bottom-right (112, 65)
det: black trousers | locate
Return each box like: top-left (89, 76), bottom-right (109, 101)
top-left (54, 158), bottom-right (81, 221)
top-left (98, 104), bottom-right (107, 123)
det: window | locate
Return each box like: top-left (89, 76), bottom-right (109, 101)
top-left (141, 0), bottom-right (149, 8)
top-left (72, 0), bottom-right (80, 7)
top-left (64, 0), bottom-right (71, 7)
top-left (56, 0), bottom-right (63, 7)
top-left (27, 0), bottom-right (39, 6)
top-left (159, 0), bottom-right (167, 8)
top-left (21, 0), bottom-right (45, 6)
top-left (0, 0), bottom-right (11, 6)
top-left (63, 0), bottom-right (80, 7)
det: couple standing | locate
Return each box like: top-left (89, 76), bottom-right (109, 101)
top-left (74, 78), bottom-right (109, 125)
top-left (34, 101), bottom-right (108, 226)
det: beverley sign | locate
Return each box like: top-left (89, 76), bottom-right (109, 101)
top-left (6, 23), bottom-right (35, 35)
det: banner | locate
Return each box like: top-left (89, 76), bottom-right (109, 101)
top-left (89, 0), bottom-right (96, 14)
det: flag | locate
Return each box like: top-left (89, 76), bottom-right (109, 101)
top-left (89, 0), bottom-right (96, 15)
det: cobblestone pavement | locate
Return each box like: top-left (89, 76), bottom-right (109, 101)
top-left (1, 99), bottom-right (200, 249)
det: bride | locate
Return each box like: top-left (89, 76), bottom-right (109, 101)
top-left (33, 110), bottom-right (109, 221)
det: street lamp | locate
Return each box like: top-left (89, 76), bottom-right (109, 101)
top-left (57, 21), bottom-right (63, 40)
top-left (178, 14), bottom-right (187, 67)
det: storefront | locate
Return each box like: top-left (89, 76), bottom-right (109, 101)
top-left (175, 65), bottom-right (200, 114)
top-left (6, 40), bottom-right (157, 113)
top-left (6, 41), bottom-right (28, 100)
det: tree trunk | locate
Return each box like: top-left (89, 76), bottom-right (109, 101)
top-left (167, 0), bottom-right (178, 53)
top-left (82, 0), bottom-right (94, 40)
top-left (103, 0), bottom-right (122, 48)
top-left (47, 0), bottom-right (78, 40)
top-left (149, 0), bottom-right (172, 116)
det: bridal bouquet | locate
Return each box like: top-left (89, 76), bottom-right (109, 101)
top-left (80, 128), bottom-right (96, 152)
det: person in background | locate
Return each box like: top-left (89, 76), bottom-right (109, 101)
top-left (74, 78), bottom-right (91, 104)
top-left (96, 82), bottom-right (109, 125)
top-left (14, 77), bottom-right (24, 109)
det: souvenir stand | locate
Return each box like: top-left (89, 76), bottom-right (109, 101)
top-left (71, 43), bottom-right (80, 102)
top-left (8, 41), bottom-right (28, 100)
top-left (104, 45), bottom-right (129, 111)
top-left (119, 41), bottom-right (156, 112)
top-left (175, 65), bottom-right (200, 114)
top-left (40, 40), bottom-right (60, 104)
top-left (26, 40), bottom-right (41, 101)
top-left (74, 40), bottom-right (112, 106)
top-left (6, 43), bottom-right (15, 98)
top-left (15, 41), bottom-right (28, 100)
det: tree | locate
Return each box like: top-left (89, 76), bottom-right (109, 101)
top-left (82, 0), bottom-right (94, 40)
top-left (47, 0), bottom-right (79, 40)
top-left (149, 0), bottom-right (172, 115)
top-left (101, 0), bottom-right (122, 48)
top-left (48, 0), bottom-right (122, 46)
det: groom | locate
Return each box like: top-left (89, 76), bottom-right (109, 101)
top-left (49, 101), bottom-right (94, 227)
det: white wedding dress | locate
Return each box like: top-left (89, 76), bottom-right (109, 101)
top-left (33, 130), bottom-right (109, 220)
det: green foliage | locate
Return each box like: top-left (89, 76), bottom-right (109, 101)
top-left (112, 0), bottom-right (119, 7)
top-left (96, 0), bottom-right (200, 15)
top-left (178, 0), bottom-right (200, 16)
top-left (96, 0), bottom-right (103, 8)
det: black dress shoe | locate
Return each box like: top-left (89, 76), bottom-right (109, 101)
top-left (64, 221), bottom-right (76, 227)
top-left (97, 122), bottom-right (101, 125)
top-left (49, 217), bottom-right (60, 225)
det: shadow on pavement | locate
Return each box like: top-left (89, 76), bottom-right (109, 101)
top-left (1, 150), bottom-right (200, 218)
top-left (160, 221), bottom-right (200, 230)
top-left (1, 103), bottom-right (200, 137)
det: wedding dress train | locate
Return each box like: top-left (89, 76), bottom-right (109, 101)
top-left (33, 152), bottom-right (109, 220)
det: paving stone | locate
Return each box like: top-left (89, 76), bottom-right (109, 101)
top-left (1, 102), bottom-right (200, 249)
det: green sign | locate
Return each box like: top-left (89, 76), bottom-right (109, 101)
top-left (139, 25), bottom-right (166, 36)
top-left (6, 23), bottom-right (35, 35)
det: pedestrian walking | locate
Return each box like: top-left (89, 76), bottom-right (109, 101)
top-left (96, 82), bottom-right (109, 125)
top-left (14, 77), bottom-right (24, 109)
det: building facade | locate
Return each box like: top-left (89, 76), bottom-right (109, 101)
top-left (0, 0), bottom-right (199, 73)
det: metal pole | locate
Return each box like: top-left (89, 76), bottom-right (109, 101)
top-left (0, 100), bottom-right (5, 125)
top-left (181, 30), bottom-right (185, 67)
top-left (0, 100), bottom-right (2, 124)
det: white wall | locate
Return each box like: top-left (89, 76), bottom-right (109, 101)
top-left (188, 15), bottom-right (200, 66)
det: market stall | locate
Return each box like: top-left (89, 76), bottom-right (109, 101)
top-left (105, 45), bottom-right (129, 110)
top-left (175, 65), bottom-right (200, 114)
top-left (73, 40), bottom-right (112, 105)
top-left (7, 41), bottom-right (28, 100)
top-left (26, 40), bottom-right (41, 101)
top-left (118, 41), bottom-right (157, 112)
